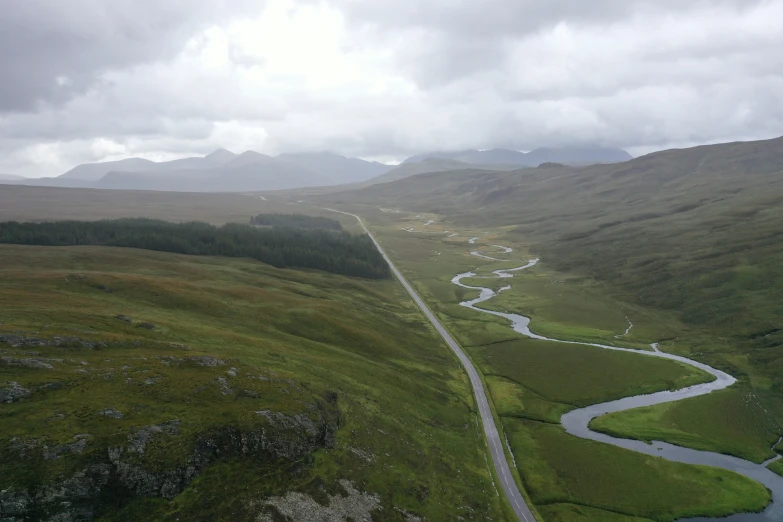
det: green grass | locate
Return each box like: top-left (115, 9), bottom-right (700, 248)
top-left (538, 504), bottom-right (654, 522)
top-left (326, 209), bottom-right (773, 520)
top-left (0, 244), bottom-right (507, 521)
top-left (591, 385), bottom-right (782, 463)
top-left (474, 338), bottom-right (712, 422)
top-left (505, 418), bottom-right (770, 521)
top-left (768, 459), bottom-right (783, 478)
top-left (471, 264), bottom-right (680, 350)
top-left (350, 205), bottom-right (783, 488)
top-left (322, 135), bottom-right (783, 449)
top-left (484, 375), bottom-right (573, 423)
top-left (6, 165), bottom-right (782, 520)
top-left (0, 185), bottom-right (364, 232)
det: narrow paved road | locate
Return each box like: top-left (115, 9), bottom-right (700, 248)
top-left (325, 209), bottom-right (535, 522)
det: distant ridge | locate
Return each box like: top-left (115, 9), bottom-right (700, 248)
top-left (7, 149), bottom-right (393, 192)
top-left (277, 152), bottom-right (393, 184)
top-left (82, 149), bottom-right (392, 192)
top-left (2, 144), bottom-right (631, 192)
top-left (367, 158), bottom-right (519, 185)
top-left (403, 146), bottom-right (632, 166)
top-left (59, 158), bottom-right (157, 181)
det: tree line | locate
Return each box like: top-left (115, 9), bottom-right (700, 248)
top-left (250, 213), bottom-right (343, 230)
top-left (0, 219), bottom-right (389, 279)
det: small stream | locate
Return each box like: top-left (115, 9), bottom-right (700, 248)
top-left (451, 253), bottom-right (783, 521)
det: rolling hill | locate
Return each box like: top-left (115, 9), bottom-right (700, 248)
top-left (323, 134), bottom-right (783, 425)
top-left (0, 240), bottom-right (507, 521)
top-left (402, 146), bottom-right (632, 166)
top-left (367, 158), bottom-right (521, 185)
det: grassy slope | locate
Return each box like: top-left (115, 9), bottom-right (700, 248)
top-left (366, 160), bottom-right (520, 186)
top-left (319, 136), bottom-right (783, 464)
top-left (335, 214), bottom-right (769, 520)
top-left (0, 244), bottom-right (508, 521)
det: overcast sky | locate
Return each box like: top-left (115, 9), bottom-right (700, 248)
top-left (1, 0), bottom-right (782, 177)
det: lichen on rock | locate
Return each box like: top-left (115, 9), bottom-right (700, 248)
top-left (0, 381), bottom-right (31, 403)
top-left (258, 480), bottom-right (381, 522)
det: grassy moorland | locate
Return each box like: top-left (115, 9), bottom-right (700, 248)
top-left (591, 385), bottom-right (781, 463)
top-left (320, 211), bottom-right (770, 520)
top-left (477, 338), bottom-right (709, 417)
top-left (0, 185), bottom-right (358, 230)
top-left (319, 136), bottom-right (783, 471)
top-left (506, 419), bottom-right (769, 522)
top-left (0, 243), bottom-right (510, 521)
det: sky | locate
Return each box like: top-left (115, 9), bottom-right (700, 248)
top-left (1, 0), bottom-right (782, 177)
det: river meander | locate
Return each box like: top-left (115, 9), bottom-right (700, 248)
top-left (451, 252), bottom-right (783, 521)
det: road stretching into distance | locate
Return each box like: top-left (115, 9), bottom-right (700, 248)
top-left (325, 209), bottom-right (536, 522)
top-left (321, 206), bottom-right (783, 520)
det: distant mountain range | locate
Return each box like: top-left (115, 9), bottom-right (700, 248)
top-left (7, 150), bottom-right (395, 192)
top-left (0, 146), bottom-right (632, 192)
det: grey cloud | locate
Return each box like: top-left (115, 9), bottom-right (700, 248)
top-left (336, 0), bottom-right (770, 86)
top-left (0, 0), bottom-right (260, 111)
top-left (338, 0), bottom-right (765, 37)
top-left (1, 0), bottom-right (782, 177)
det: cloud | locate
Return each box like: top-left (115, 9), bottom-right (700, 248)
top-left (0, 0), bottom-right (261, 112)
top-left (0, 0), bottom-right (781, 176)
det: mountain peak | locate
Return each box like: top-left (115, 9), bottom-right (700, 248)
top-left (205, 148), bottom-right (237, 163)
top-left (224, 150), bottom-right (275, 168)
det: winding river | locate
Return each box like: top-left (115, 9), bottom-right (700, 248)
top-left (452, 248), bottom-right (783, 521)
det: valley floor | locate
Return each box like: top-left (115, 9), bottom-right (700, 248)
top-left (352, 205), bottom-right (779, 522)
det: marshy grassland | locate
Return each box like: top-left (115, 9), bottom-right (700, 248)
top-left (349, 205), bottom-right (773, 520)
top-left (319, 138), bottom-right (783, 491)
top-left (591, 385), bottom-right (782, 463)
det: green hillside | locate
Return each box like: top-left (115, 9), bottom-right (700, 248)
top-left (365, 158), bottom-right (520, 185)
top-left (326, 136), bottom-right (783, 337)
top-left (0, 244), bottom-right (509, 521)
top-left (321, 135), bottom-right (783, 452)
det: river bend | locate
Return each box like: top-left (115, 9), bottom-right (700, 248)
top-left (453, 251), bottom-right (783, 521)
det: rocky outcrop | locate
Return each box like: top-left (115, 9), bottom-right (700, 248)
top-left (216, 377), bottom-right (233, 395)
top-left (0, 381), bottom-right (31, 403)
top-left (97, 409), bottom-right (124, 419)
top-left (43, 434), bottom-right (91, 460)
top-left (0, 405), bottom-right (339, 521)
top-left (0, 334), bottom-right (107, 350)
top-left (135, 322), bottom-right (156, 330)
top-left (1, 356), bottom-right (57, 369)
top-left (257, 479), bottom-right (381, 522)
top-left (188, 356), bottom-right (225, 367)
